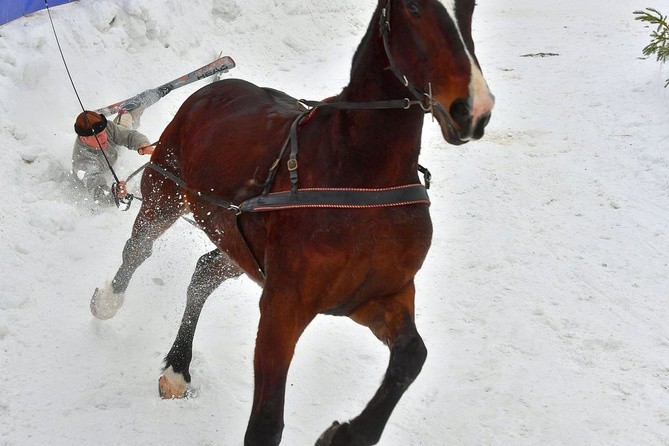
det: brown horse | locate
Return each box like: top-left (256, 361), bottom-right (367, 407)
top-left (91, 0), bottom-right (494, 444)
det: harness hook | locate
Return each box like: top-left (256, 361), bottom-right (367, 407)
top-left (111, 182), bottom-right (134, 211)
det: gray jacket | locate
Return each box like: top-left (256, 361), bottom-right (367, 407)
top-left (72, 121), bottom-right (150, 205)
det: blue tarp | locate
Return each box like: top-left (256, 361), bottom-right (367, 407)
top-left (0, 0), bottom-right (77, 26)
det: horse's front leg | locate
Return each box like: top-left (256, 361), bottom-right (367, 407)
top-left (317, 281), bottom-right (427, 446)
top-left (159, 249), bottom-right (242, 398)
top-left (244, 284), bottom-right (315, 446)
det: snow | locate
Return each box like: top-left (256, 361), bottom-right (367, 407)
top-left (1, 0), bottom-right (668, 444)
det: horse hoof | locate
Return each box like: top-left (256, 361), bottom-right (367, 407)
top-left (90, 283), bottom-right (125, 320)
top-left (315, 421), bottom-right (348, 446)
top-left (158, 366), bottom-right (188, 399)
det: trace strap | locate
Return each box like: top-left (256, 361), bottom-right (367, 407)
top-left (143, 162), bottom-right (241, 213)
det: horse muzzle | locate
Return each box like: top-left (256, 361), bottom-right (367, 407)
top-left (433, 93), bottom-right (494, 145)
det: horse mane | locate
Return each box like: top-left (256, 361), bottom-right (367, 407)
top-left (349, 5), bottom-right (383, 79)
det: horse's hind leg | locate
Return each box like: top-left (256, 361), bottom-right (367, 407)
top-left (90, 172), bottom-right (185, 320)
top-left (317, 281), bottom-right (427, 446)
top-left (159, 249), bottom-right (242, 398)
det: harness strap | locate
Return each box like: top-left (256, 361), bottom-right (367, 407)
top-left (132, 163), bottom-right (429, 282)
top-left (288, 113), bottom-right (303, 193)
top-left (239, 184), bottom-right (429, 213)
top-left (262, 131), bottom-right (292, 195)
top-left (143, 162), bottom-right (240, 213)
top-left (235, 214), bottom-right (266, 281)
top-left (136, 162), bottom-right (431, 212)
top-left (380, 0), bottom-right (431, 106)
top-left (417, 164), bottom-right (431, 189)
top-left (262, 113), bottom-right (306, 196)
top-left (298, 98), bottom-right (410, 110)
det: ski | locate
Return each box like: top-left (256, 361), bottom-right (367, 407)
top-left (210, 51), bottom-right (224, 84)
top-left (95, 55), bottom-right (236, 116)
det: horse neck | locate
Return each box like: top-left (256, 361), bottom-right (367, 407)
top-left (334, 10), bottom-right (425, 184)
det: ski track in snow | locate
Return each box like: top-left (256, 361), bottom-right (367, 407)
top-left (0, 0), bottom-right (668, 444)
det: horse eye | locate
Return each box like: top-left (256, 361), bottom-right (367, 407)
top-left (406, 1), bottom-right (420, 15)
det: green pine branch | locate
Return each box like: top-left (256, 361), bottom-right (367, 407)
top-left (634, 7), bottom-right (669, 87)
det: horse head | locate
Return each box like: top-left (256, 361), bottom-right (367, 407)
top-left (381, 0), bottom-right (495, 145)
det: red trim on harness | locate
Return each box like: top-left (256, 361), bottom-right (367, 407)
top-left (239, 184), bottom-right (430, 213)
top-left (250, 199), bottom-right (430, 212)
top-left (299, 96), bottom-right (338, 125)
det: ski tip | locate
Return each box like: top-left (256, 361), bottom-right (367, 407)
top-left (216, 55), bottom-right (236, 69)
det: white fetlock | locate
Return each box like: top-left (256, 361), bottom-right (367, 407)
top-left (158, 366), bottom-right (189, 399)
top-left (90, 283), bottom-right (125, 320)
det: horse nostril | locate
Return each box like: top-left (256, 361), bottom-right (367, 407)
top-left (449, 99), bottom-right (471, 129)
top-left (472, 112), bottom-right (491, 140)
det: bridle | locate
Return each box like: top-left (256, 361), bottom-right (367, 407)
top-left (297, 0), bottom-right (444, 115)
top-left (379, 0), bottom-right (439, 115)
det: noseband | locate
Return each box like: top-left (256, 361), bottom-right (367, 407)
top-left (380, 0), bottom-right (439, 115)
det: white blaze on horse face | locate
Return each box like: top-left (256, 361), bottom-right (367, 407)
top-left (438, 0), bottom-right (495, 126)
top-left (468, 58), bottom-right (495, 125)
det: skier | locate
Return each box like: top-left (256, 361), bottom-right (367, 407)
top-left (71, 110), bottom-right (154, 206)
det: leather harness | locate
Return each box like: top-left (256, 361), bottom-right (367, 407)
top-left (133, 0), bottom-right (439, 215)
top-left (133, 0), bottom-right (440, 278)
top-left (142, 156), bottom-right (431, 215)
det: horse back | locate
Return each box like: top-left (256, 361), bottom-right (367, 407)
top-left (157, 78), bottom-right (304, 202)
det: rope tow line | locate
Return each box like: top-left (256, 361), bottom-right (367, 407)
top-left (45, 0), bottom-right (133, 210)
